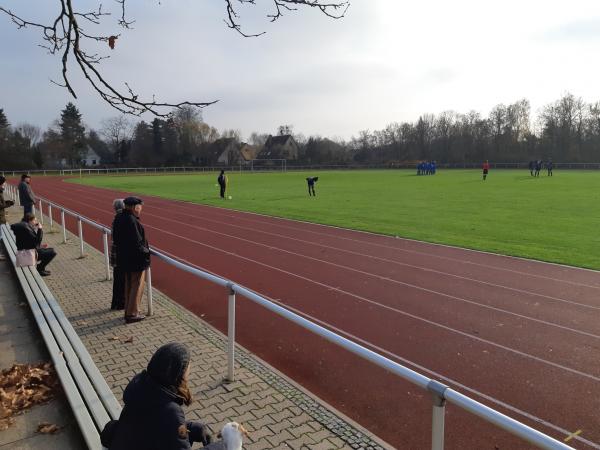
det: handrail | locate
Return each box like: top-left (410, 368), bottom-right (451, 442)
top-left (6, 183), bottom-right (575, 450)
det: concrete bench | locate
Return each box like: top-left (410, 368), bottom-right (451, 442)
top-left (1, 223), bottom-right (122, 449)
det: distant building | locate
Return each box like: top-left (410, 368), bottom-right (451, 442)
top-left (215, 140), bottom-right (259, 165)
top-left (257, 135), bottom-right (299, 160)
top-left (81, 146), bottom-right (101, 166)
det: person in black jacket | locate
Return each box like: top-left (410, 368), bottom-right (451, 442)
top-left (18, 174), bottom-right (36, 215)
top-left (101, 342), bottom-right (212, 450)
top-left (112, 197), bottom-right (150, 324)
top-left (110, 199), bottom-right (125, 310)
top-left (217, 171), bottom-right (227, 199)
top-left (10, 213), bottom-right (56, 276)
top-left (306, 177), bottom-right (318, 196)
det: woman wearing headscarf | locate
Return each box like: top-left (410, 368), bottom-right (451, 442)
top-left (110, 199), bottom-right (125, 310)
top-left (101, 342), bottom-right (212, 449)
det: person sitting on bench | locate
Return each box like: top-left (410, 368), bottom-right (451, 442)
top-left (10, 213), bottom-right (57, 276)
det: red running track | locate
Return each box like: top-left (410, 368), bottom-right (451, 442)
top-left (26, 177), bottom-right (600, 449)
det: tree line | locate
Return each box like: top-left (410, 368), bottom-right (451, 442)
top-left (2, 93), bottom-right (600, 170)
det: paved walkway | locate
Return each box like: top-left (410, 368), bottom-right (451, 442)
top-left (5, 207), bottom-right (389, 450)
top-left (0, 254), bottom-right (85, 449)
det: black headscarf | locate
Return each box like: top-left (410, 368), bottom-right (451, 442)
top-left (147, 342), bottom-right (190, 392)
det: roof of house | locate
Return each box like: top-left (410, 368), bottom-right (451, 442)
top-left (239, 144), bottom-right (259, 161)
top-left (258, 135), bottom-right (298, 159)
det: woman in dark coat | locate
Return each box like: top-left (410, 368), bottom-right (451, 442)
top-left (110, 199), bottom-right (125, 310)
top-left (101, 342), bottom-right (212, 450)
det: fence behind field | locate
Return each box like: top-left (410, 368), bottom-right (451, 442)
top-left (4, 161), bottom-right (600, 177)
top-left (5, 182), bottom-right (576, 450)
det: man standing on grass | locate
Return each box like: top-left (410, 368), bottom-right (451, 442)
top-left (217, 170), bottom-right (227, 199)
top-left (482, 160), bottom-right (490, 181)
top-left (306, 176), bottom-right (318, 196)
top-left (547, 159), bottom-right (553, 176)
top-left (18, 174), bottom-right (35, 215)
top-left (113, 196), bottom-right (150, 324)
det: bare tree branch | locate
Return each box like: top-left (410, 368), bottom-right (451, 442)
top-left (1, 0), bottom-right (349, 117)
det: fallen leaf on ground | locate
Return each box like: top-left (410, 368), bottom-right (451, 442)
top-left (0, 363), bottom-right (58, 431)
top-left (123, 336), bottom-right (133, 343)
top-left (38, 422), bottom-right (60, 434)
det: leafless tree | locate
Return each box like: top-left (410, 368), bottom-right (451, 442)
top-left (101, 116), bottom-right (132, 152)
top-left (16, 123), bottom-right (42, 147)
top-left (1, 1), bottom-right (349, 117)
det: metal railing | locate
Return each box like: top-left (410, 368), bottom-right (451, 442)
top-left (4, 183), bottom-right (575, 450)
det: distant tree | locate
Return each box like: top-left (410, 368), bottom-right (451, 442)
top-left (249, 132), bottom-right (269, 147)
top-left (277, 125), bottom-right (294, 136)
top-left (221, 129), bottom-right (242, 142)
top-left (59, 102), bottom-right (86, 167)
top-left (16, 123), bottom-right (41, 147)
top-left (101, 116), bottom-right (132, 163)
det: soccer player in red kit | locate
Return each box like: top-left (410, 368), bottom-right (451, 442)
top-left (482, 160), bottom-right (490, 181)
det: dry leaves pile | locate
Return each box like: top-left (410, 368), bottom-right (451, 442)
top-left (0, 363), bottom-right (58, 431)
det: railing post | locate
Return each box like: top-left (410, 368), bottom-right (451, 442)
top-left (48, 204), bottom-right (53, 230)
top-left (38, 199), bottom-right (43, 224)
top-left (146, 267), bottom-right (153, 316)
top-left (428, 380), bottom-right (447, 450)
top-left (77, 217), bottom-right (85, 258)
top-left (102, 230), bottom-right (111, 281)
top-left (226, 282), bottom-right (236, 382)
top-left (61, 210), bottom-right (67, 243)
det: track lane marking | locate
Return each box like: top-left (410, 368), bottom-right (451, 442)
top-left (41, 186), bottom-right (600, 369)
top-left (44, 185), bottom-right (600, 341)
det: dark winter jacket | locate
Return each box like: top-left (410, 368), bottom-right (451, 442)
top-left (18, 181), bottom-right (35, 206)
top-left (101, 371), bottom-right (192, 450)
top-left (10, 221), bottom-right (42, 250)
top-left (112, 210), bottom-right (150, 272)
top-left (0, 188), bottom-right (14, 224)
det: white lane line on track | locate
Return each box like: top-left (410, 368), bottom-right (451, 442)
top-left (121, 199), bottom-right (600, 312)
top-left (46, 185), bottom-right (599, 383)
top-left (46, 184), bottom-right (600, 341)
top-left (71, 178), bottom-right (600, 289)
top-left (48, 183), bottom-right (600, 313)
top-left (266, 298), bottom-right (600, 450)
top-left (62, 179), bottom-right (600, 290)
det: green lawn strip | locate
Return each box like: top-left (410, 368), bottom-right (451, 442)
top-left (70, 170), bottom-right (600, 270)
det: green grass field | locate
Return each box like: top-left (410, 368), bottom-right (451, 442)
top-left (71, 170), bottom-right (600, 270)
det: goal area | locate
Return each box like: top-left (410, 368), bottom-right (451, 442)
top-left (248, 159), bottom-right (287, 172)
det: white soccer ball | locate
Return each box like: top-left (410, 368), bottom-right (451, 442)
top-left (228, 196), bottom-right (232, 200)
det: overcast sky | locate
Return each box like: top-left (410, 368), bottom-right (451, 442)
top-left (2, 0), bottom-right (600, 140)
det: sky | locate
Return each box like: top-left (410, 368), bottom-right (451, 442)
top-left (2, 0), bottom-right (600, 141)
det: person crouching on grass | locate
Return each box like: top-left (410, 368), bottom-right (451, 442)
top-left (100, 342), bottom-right (213, 449)
top-left (112, 196), bottom-right (150, 324)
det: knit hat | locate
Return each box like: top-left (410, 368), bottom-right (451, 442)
top-left (123, 196), bottom-right (143, 206)
top-left (147, 343), bottom-right (190, 390)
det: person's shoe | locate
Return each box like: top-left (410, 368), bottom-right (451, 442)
top-left (125, 314), bottom-right (145, 324)
top-left (37, 269), bottom-right (51, 277)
